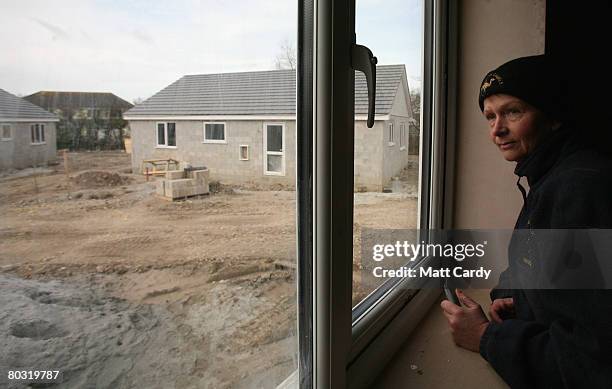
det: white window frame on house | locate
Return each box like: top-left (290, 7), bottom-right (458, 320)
top-left (203, 122), bottom-right (227, 144)
top-left (156, 122), bottom-right (177, 148)
top-left (239, 144), bottom-right (249, 161)
top-left (30, 123), bottom-right (46, 145)
top-left (399, 122), bottom-right (406, 150)
top-left (263, 122), bottom-right (285, 176)
top-left (1, 123), bottom-right (12, 141)
top-left (387, 122), bottom-right (395, 146)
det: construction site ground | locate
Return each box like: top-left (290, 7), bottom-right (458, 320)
top-left (0, 151), bottom-right (417, 388)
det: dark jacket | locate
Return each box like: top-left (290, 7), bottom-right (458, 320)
top-left (479, 128), bottom-right (612, 389)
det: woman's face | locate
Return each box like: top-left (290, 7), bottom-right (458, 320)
top-left (483, 94), bottom-right (552, 162)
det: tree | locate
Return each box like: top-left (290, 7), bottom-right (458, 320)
top-left (409, 90), bottom-right (421, 129)
top-left (274, 40), bottom-right (296, 70)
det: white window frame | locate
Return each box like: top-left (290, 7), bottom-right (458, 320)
top-left (203, 122), bottom-right (227, 144)
top-left (1, 123), bottom-right (12, 141)
top-left (30, 123), bottom-right (46, 145)
top-left (387, 122), bottom-right (395, 146)
top-left (156, 122), bottom-right (177, 148)
top-left (239, 144), bottom-right (249, 160)
top-left (263, 122), bottom-right (285, 176)
top-left (399, 123), bottom-right (406, 150)
top-left (296, 1), bottom-right (453, 387)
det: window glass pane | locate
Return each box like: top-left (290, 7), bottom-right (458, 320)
top-left (157, 123), bottom-right (165, 145)
top-left (267, 154), bottom-right (283, 172)
top-left (205, 123), bottom-right (224, 140)
top-left (167, 123), bottom-right (176, 146)
top-left (0, 2), bottom-right (298, 387)
top-left (267, 125), bottom-right (283, 152)
top-left (2, 124), bottom-right (11, 139)
top-left (353, 0), bottom-right (423, 307)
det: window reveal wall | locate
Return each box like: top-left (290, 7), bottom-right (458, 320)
top-left (454, 0), bottom-right (545, 228)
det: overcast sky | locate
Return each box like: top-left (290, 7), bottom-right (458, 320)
top-left (0, 0), bottom-right (422, 103)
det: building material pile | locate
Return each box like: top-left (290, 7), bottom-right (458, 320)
top-left (156, 168), bottom-right (210, 200)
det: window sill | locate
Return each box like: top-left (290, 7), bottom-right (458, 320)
top-left (156, 145), bottom-right (177, 149)
top-left (400, 146), bottom-right (406, 151)
top-left (276, 370), bottom-right (298, 389)
top-left (1, 138), bottom-right (13, 142)
top-left (371, 289), bottom-right (506, 389)
top-left (264, 171), bottom-right (285, 176)
top-left (31, 142), bottom-right (46, 145)
top-left (388, 142), bottom-right (395, 147)
top-left (202, 140), bottom-right (227, 144)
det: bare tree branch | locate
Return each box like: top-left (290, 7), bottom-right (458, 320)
top-left (274, 40), bottom-right (296, 70)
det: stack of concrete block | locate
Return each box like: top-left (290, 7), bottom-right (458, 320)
top-left (156, 168), bottom-right (210, 200)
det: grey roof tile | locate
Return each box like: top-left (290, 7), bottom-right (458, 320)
top-left (125, 65), bottom-right (407, 117)
top-left (0, 88), bottom-right (59, 121)
top-left (24, 91), bottom-right (133, 112)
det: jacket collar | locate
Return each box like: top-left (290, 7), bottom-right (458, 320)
top-left (514, 127), bottom-right (573, 187)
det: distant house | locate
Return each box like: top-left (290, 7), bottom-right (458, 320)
top-left (0, 88), bottom-right (59, 170)
top-left (124, 65), bottom-right (417, 191)
top-left (24, 91), bottom-right (133, 150)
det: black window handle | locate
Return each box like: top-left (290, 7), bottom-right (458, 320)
top-left (352, 44), bottom-right (377, 128)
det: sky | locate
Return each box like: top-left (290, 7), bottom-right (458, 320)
top-left (0, 0), bottom-right (422, 103)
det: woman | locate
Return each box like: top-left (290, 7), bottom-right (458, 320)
top-left (440, 55), bottom-right (612, 388)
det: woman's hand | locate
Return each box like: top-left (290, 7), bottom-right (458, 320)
top-left (489, 297), bottom-right (515, 323)
top-left (440, 289), bottom-right (490, 352)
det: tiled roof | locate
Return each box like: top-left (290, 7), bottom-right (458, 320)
top-left (0, 88), bottom-right (59, 121)
top-left (24, 91), bottom-right (133, 112)
top-left (125, 65), bottom-right (407, 117)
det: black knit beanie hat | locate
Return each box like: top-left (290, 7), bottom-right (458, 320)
top-left (478, 55), bottom-right (565, 121)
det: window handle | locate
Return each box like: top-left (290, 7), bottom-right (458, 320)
top-left (352, 44), bottom-right (377, 128)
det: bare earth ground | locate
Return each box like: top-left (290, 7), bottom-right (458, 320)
top-left (0, 151), bottom-right (417, 388)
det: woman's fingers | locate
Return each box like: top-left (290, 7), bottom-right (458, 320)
top-left (456, 289), bottom-right (479, 309)
top-left (440, 299), bottom-right (461, 315)
top-left (501, 297), bottom-right (515, 308)
top-left (489, 306), bottom-right (503, 323)
top-left (441, 309), bottom-right (453, 322)
top-left (489, 298), bottom-right (515, 323)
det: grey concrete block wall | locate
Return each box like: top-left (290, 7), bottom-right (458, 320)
top-left (0, 122), bottom-right (57, 170)
top-left (382, 115), bottom-right (411, 186)
top-left (130, 118), bottom-right (394, 191)
top-left (130, 120), bottom-right (296, 187)
top-left (354, 120), bottom-right (384, 191)
top-left (378, 66), bottom-right (416, 187)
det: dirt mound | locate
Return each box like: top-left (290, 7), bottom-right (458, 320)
top-left (209, 180), bottom-right (235, 195)
top-left (72, 170), bottom-right (132, 188)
